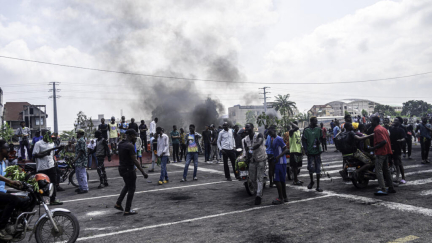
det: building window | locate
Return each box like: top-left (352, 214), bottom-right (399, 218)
top-left (35, 118), bottom-right (44, 126)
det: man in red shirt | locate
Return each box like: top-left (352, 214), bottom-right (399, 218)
top-left (369, 116), bottom-right (396, 195)
top-left (320, 123), bottom-right (327, 152)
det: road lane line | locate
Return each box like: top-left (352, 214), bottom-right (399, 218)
top-left (77, 194), bottom-right (333, 241)
top-left (170, 163), bottom-right (225, 175)
top-left (62, 181), bottom-right (228, 203)
top-left (387, 235), bottom-right (419, 243)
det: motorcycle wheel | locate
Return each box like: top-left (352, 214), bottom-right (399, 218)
top-left (69, 170), bottom-right (90, 187)
top-left (244, 177), bottom-right (256, 196)
top-left (35, 211), bottom-right (80, 243)
top-left (352, 177), bottom-right (369, 189)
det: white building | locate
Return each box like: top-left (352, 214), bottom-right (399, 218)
top-left (326, 99), bottom-right (378, 117)
top-left (228, 103), bottom-right (299, 126)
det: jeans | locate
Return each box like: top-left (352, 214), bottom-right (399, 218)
top-left (19, 140), bottom-right (31, 160)
top-left (0, 192), bottom-right (22, 229)
top-left (180, 144), bottom-right (187, 161)
top-left (210, 145), bottom-right (219, 161)
top-left (88, 153), bottom-right (97, 168)
top-left (307, 154), bottom-right (322, 174)
top-left (249, 160), bottom-right (266, 198)
top-left (222, 149), bottom-right (238, 179)
top-left (96, 156), bottom-right (108, 184)
top-left (403, 137), bottom-right (412, 157)
top-left (183, 152), bottom-right (198, 179)
top-left (117, 167), bottom-right (137, 212)
top-left (172, 143), bottom-right (180, 162)
top-left (375, 155), bottom-right (394, 190)
top-left (159, 156), bottom-right (169, 181)
top-left (420, 137), bottom-right (431, 161)
top-left (75, 166), bottom-right (88, 191)
top-left (38, 167), bottom-right (57, 202)
top-left (204, 143), bottom-right (211, 161)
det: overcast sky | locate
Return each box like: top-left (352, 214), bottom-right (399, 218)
top-left (1, 0), bottom-right (431, 132)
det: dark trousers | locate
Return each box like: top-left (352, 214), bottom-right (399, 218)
top-left (180, 144), bottom-right (187, 161)
top-left (420, 137), bottom-right (431, 161)
top-left (172, 144), bottom-right (180, 162)
top-left (0, 192), bottom-right (22, 229)
top-left (222, 149), bottom-right (238, 179)
top-left (97, 156), bottom-right (108, 184)
top-left (267, 154), bottom-right (275, 185)
top-left (321, 138), bottom-right (327, 151)
top-left (19, 140), bottom-right (31, 160)
top-left (38, 167), bottom-right (57, 202)
top-left (116, 168), bottom-right (137, 212)
top-left (403, 137), bottom-right (412, 157)
top-left (204, 143), bottom-right (211, 161)
top-left (140, 134), bottom-right (148, 151)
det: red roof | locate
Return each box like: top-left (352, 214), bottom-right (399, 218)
top-left (4, 102), bottom-right (31, 121)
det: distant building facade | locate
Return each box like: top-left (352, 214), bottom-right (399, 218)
top-left (308, 105), bottom-right (334, 117)
top-left (228, 103), bottom-right (299, 126)
top-left (4, 102), bottom-right (48, 137)
top-left (326, 99), bottom-right (378, 117)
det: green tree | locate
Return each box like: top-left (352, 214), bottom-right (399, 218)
top-left (245, 111), bottom-right (257, 127)
top-left (274, 94), bottom-right (297, 117)
top-left (256, 112), bottom-right (278, 127)
top-left (0, 123), bottom-right (14, 142)
top-left (75, 111), bottom-right (95, 139)
top-left (344, 110), bottom-right (350, 116)
top-left (402, 100), bottom-right (432, 117)
top-left (361, 109), bottom-right (368, 117)
top-left (373, 104), bottom-right (396, 117)
top-left (60, 129), bottom-right (76, 141)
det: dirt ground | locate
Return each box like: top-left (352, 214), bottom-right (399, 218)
top-left (33, 144), bottom-right (432, 243)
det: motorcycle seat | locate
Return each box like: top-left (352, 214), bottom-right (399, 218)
top-left (24, 163), bottom-right (37, 171)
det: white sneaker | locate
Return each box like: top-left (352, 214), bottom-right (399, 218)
top-left (193, 177), bottom-right (198, 181)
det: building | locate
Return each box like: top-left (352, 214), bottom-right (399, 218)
top-left (308, 105), bottom-right (334, 117)
top-left (326, 99), bottom-right (378, 117)
top-left (228, 103), bottom-right (299, 126)
top-left (391, 105), bottom-right (403, 113)
top-left (4, 102), bottom-right (48, 137)
top-left (0, 88), bottom-right (3, 125)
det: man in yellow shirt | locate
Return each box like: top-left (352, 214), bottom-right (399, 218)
top-left (109, 117), bottom-right (118, 154)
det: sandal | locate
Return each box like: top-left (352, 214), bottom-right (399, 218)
top-left (374, 190), bottom-right (388, 196)
top-left (124, 210), bottom-right (138, 216)
top-left (114, 204), bottom-right (124, 211)
top-left (399, 179), bottom-right (406, 184)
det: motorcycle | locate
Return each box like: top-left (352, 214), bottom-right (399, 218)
top-left (0, 174), bottom-right (80, 243)
top-left (340, 154), bottom-right (397, 189)
top-left (235, 148), bottom-right (267, 196)
top-left (20, 155), bottom-right (89, 188)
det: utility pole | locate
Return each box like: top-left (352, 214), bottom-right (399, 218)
top-left (259, 87), bottom-right (271, 113)
top-left (49, 82), bottom-right (61, 134)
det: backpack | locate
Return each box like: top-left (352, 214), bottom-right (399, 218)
top-left (334, 132), bottom-right (355, 154)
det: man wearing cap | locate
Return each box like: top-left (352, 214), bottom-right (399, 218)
top-left (15, 121), bottom-right (31, 161)
top-left (91, 130), bottom-right (112, 189)
top-left (74, 129), bottom-right (89, 194)
top-left (115, 129), bottom-right (148, 216)
top-left (32, 130), bottom-right (64, 204)
top-left (109, 117), bottom-right (118, 154)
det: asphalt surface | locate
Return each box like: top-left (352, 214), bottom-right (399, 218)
top-left (33, 144), bottom-right (432, 243)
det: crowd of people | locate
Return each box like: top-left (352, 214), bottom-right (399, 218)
top-left (1, 113), bottom-right (432, 239)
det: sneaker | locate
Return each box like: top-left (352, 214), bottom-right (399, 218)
top-left (173, 161), bottom-right (177, 163)
top-left (50, 200), bottom-right (64, 205)
top-left (104, 182), bottom-right (109, 187)
top-left (98, 184), bottom-right (105, 189)
top-left (180, 178), bottom-right (186, 182)
top-left (0, 229), bottom-right (12, 241)
top-left (272, 198), bottom-right (284, 205)
top-left (193, 177), bottom-right (198, 181)
top-left (254, 196), bottom-right (262, 205)
top-left (399, 180), bottom-right (406, 184)
top-left (56, 186), bottom-right (65, 192)
top-left (422, 160), bottom-right (427, 164)
top-left (307, 181), bottom-right (314, 189)
top-left (158, 181), bottom-right (163, 185)
top-left (427, 160), bottom-right (431, 164)
top-left (316, 188), bottom-right (323, 192)
top-left (148, 169), bottom-right (155, 172)
top-left (374, 190), bottom-right (388, 196)
top-left (163, 180), bottom-right (169, 184)
top-left (77, 190), bottom-right (88, 194)
top-left (74, 188), bottom-right (80, 193)
top-left (227, 178), bottom-right (232, 181)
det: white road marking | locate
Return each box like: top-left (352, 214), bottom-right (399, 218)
top-left (287, 184), bottom-right (432, 217)
top-left (170, 163), bottom-right (225, 175)
top-left (387, 235), bottom-right (419, 243)
top-left (77, 195), bottom-right (332, 241)
top-left (83, 171), bottom-right (184, 183)
top-left (62, 181), bottom-right (228, 203)
top-left (419, 190), bottom-right (432, 196)
top-left (403, 178), bottom-right (432, 186)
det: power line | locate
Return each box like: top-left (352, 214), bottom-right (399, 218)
top-left (1, 55), bottom-right (431, 85)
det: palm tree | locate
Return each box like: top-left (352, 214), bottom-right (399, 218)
top-left (274, 94), bottom-right (297, 117)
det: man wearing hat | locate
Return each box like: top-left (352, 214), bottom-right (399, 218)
top-left (74, 129), bottom-right (89, 194)
top-left (32, 130), bottom-right (64, 204)
top-left (115, 129), bottom-right (148, 216)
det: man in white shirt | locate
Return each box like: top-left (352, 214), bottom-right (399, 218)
top-left (32, 130), bottom-right (64, 205)
top-left (149, 118), bottom-right (158, 137)
top-left (87, 139), bottom-right (97, 170)
top-left (156, 126), bottom-right (169, 185)
top-left (15, 121), bottom-right (31, 160)
top-left (217, 122), bottom-right (238, 180)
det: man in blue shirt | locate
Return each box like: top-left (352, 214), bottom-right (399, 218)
top-left (265, 134), bottom-right (275, 187)
top-left (0, 139), bottom-right (23, 240)
top-left (333, 120), bottom-right (341, 152)
top-left (416, 117), bottom-right (432, 164)
top-left (268, 126), bottom-right (290, 205)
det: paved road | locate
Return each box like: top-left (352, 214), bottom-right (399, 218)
top-left (38, 144), bottom-right (432, 243)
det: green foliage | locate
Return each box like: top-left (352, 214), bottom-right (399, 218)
top-left (402, 100), bottom-right (431, 117)
top-left (273, 94), bottom-right (297, 118)
top-left (374, 104), bottom-right (396, 117)
top-left (0, 123), bottom-right (14, 142)
top-left (256, 112), bottom-right (278, 127)
top-left (75, 111), bottom-right (95, 139)
top-left (245, 111), bottom-right (257, 127)
top-left (60, 129), bottom-right (76, 141)
top-left (5, 165), bottom-right (39, 191)
top-left (361, 109), bottom-right (368, 117)
top-left (344, 110), bottom-right (350, 116)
